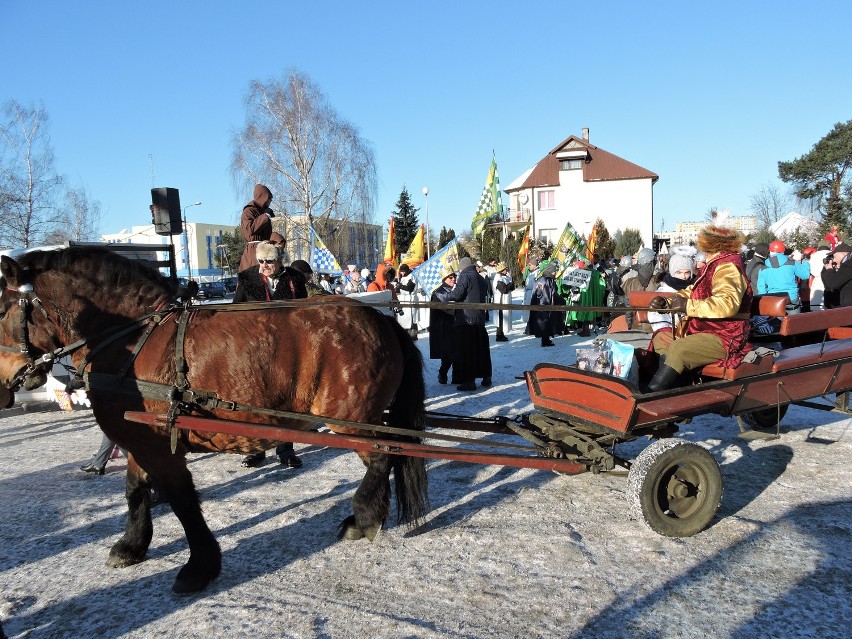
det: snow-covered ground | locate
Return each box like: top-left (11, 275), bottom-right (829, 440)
top-left (1, 308), bottom-right (850, 639)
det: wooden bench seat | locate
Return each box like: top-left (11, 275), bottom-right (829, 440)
top-left (700, 357), bottom-right (775, 381)
top-left (778, 306), bottom-right (852, 336)
top-left (771, 339), bottom-right (852, 372)
top-left (615, 291), bottom-right (852, 380)
top-left (828, 326), bottom-right (852, 340)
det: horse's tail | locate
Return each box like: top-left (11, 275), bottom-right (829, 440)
top-left (385, 318), bottom-right (430, 527)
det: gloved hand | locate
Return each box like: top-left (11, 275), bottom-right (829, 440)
top-left (648, 296), bottom-right (669, 310)
top-left (669, 296), bottom-right (687, 313)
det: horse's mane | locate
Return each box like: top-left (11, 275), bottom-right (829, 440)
top-left (18, 246), bottom-right (176, 298)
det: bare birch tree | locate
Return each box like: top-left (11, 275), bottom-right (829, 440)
top-left (749, 183), bottom-right (792, 229)
top-left (0, 100), bottom-right (64, 248)
top-left (230, 70), bottom-right (377, 260)
top-left (43, 186), bottom-right (103, 244)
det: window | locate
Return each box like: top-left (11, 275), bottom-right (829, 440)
top-left (537, 190), bottom-right (555, 210)
top-left (538, 228), bottom-right (557, 244)
top-left (560, 159), bottom-right (583, 170)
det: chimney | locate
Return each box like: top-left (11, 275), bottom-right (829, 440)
top-left (582, 128), bottom-right (589, 141)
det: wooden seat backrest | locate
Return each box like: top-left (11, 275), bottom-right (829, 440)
top-left (627, 291), bottom-right (672, 324)
top-left (628, 291), bottom-right (789, 322)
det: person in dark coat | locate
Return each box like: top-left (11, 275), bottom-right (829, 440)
top-left (745, 242), bottom-right (769, 288)
top-left (233, 241), bottom-right (308, 303)
top-left (821, 242), bottom-right (852, 308)
top-left (237, 184), bottom-right (275, 273)
top-left (429, 272), bottom-right (457, 384)
top-left (233, 240), bottom-right (308, 468)
top-left (526, 261), bottom-right (564, 347)
top-left (290, 259), bottom-right (328, 297)
top-left (446, 257), bottom-right (492, 391)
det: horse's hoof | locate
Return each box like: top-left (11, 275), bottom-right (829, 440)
top-left (337, 515), bottom-right (365, 541)
top-left (106, 543), bottom-right (146, 568)
top-left (337, 515), bottom-right (383, 541)
top-left (362, 522), bottom-right (382, 542)
top-left (172, 565), bottom-right (215, 594)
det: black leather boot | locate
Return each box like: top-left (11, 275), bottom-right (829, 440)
top-left (79, 464), bottom-right (105, 475)
top-left (241, 451), bottom-right (266, 467)
top-left (644, 363), bottom-right (681, 393)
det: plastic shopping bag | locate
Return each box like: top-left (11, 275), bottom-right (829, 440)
top-left (575, 337), bottom-right (634, 379)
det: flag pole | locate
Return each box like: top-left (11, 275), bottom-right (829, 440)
top-left (422, 187), bottom-right (430, 259)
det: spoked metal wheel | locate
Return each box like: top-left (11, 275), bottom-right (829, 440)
top-left (627, 439), bottom-right (722, 537)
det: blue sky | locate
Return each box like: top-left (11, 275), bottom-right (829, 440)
top-left (3, 1), bottom-right (850, 239)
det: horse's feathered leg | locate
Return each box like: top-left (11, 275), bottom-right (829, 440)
top-left (168, 485), bottom-right (222, 594)
top-left (339, 453), bottom-right (393, 541)
top-left (106, 455), bottom-right (153, 568)
top-left (107, 441), bottom-right (221, 593)
top-left (144, 452), bottom-right (221, 594)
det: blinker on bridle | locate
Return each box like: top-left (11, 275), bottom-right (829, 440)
top-left (0, 282), bottom-right (52, 390)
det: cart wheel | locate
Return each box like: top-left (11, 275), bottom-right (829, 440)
top-left (741, 404), bottom-right (788, 430)
top-left (627, 439), bottom-right (722, 537)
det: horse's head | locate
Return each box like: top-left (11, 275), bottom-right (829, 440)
top-left (0, 255), bottom-right (56, 393)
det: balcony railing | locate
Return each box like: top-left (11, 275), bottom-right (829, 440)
top-left (491, 208), bottom-right (531, 225)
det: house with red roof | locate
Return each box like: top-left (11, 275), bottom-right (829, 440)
top-left (504, 129), bottom-right (658, 250)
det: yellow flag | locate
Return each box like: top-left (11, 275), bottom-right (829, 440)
top-left (401, 225), bottom-right (426, 268)
top-left (517, 224), bottom-right (531, 275)
top-left (382, 217), bottom-right (397, 267)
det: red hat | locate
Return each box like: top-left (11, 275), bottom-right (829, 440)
top-left (802, 247), bottom-right (817, 255)
top-left (769, 240), bottom-right (786, 254)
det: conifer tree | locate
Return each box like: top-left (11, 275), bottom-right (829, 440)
top-left (779, 119), bottom-right (852, 235)
top-left (592, 218), bottom-right (615, 261)
top-left (614, 228), bottom-right (644, 258)
top-left (391, 187), bottom-right (420, 255)
top-left (437, 226), bottom-right (456, 250)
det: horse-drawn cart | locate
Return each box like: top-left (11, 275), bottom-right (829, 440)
top-left (4, 245), bottom-right (852, 593)
top-left (124, 292), bottom-right (852, 539)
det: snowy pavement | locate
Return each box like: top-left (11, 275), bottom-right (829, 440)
top-left (1, 321), bottom-right (850, 638)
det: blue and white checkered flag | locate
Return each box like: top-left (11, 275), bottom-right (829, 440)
top-left (309, 226), bottom-right (343, 275)
top-left (411, 238), bottom-right (460, 295)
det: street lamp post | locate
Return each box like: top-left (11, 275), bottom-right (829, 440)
top-left (422, 186), bottom-right (430, 258)
top-left (182, 201), bottom-right (202, 280)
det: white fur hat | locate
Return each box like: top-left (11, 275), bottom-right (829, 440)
top-left (255, 241), bottom-right (280, 262)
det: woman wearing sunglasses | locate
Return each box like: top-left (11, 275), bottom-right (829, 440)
top-left (232, 240), bottom-right (308, 469)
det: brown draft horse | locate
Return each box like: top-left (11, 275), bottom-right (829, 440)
top-left (0, 247), bottom-right (428, 593)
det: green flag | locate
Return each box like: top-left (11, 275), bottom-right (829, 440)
top-left (471, 156), bottom-right (502, 238)
top-left (551, 220), bottom-right (588, 280)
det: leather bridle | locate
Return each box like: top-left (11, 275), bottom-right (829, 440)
top-left (0, 283), bottom-right (53, 390)
top-left (0, 282), bottom-right (177, 393)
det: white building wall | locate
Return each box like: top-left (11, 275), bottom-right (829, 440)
top-left (102, 222), bottom-right (236, 279)
top-left (529, 172), bottom-right (654, 248)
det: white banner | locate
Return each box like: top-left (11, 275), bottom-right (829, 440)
top-left (562, 267), bottom-right (591, 289)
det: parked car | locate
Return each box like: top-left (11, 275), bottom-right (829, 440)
top-left (222, 276), bottom-right (238, 294)
top-left (196, 281), bottom-right (226, 299)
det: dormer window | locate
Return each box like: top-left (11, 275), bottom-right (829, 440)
top-left (560, 159), bottom-right (583, 170)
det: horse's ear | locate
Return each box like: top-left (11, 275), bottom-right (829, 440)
top-left (0, 256), bottom-right (24, 288)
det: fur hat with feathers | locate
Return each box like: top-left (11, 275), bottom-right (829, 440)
top-left (696, 225), bottom-right (745, 256)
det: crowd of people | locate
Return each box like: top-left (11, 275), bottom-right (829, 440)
top-left (80, 189), bottom-right (850, 473)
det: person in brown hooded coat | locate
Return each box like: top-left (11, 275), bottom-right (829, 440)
top-left (238, 184), bottom-right (275, 273)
